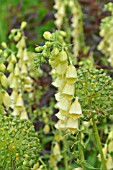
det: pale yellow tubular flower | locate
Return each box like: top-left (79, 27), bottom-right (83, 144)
top-left (16, 94), bottom-right (24, 108)
top-left (7, 62), bottom-right (14, 72)
top-left (58, 50), bottom-right (67, 62)
top-left (55, 111), bottom-right (66, 121)
top-left (21, 63), bottom-right (27, 76)
top-left (49, 58), bottom-right (60, 68)
top-left (108, 140), bottom-right (113, 153)
top-left (62, 83), bottom-right (75, 96)
top-left (55, 99), bottom-right (71, 112)
top-left (14, 64), bottom-right (20, 76)
top-left (55, 62), bottom-right (68, 75)
top-left (12, 107), bottom-right (20, 116)
top-left (65, 117), bottom-right (78, 134)
top-left (55, 120), bottom-right (66, 130)
top-left (0, 63), bottom-right (6, 72)
top-left (1, 75), bottom-right (8, 88)
top-left (8, 72), bottom-right (14, 84)
top-left (69, 97), bottom-right (82, 116)
top-left (10, 76), bottom-right (18, 89)
top-left (23, 84), bottom-right (33, 92)
top-left (17, 48), bottom-right (23, 58)
top-left (52, 76), bottom-right (65, 88)
top-left (98, 144), bottom-right (107, 161)
top-left (106, 154), bottom-right (113, 170)
top-left (20, 109), bottom-right (28, 120)
top-left (2, 91), bottom-right (12, 109)
top-left (66, 64), bottom-right (78, 84)
top-left (23, 48), bottom-right (29, 62)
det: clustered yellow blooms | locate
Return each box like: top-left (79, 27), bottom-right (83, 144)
top-left (49, 47), bottom-right (82, 134)
top-left (7, 22), bottom-right (35, 119)
top-left (54, 0), bottom-right (84, 62)
top-left (98, 2), bottom-right (113, 66)
top-left (0, 61), bottom-right (11, 113)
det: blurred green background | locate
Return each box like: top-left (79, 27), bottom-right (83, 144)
top-left (0, 0), bottom-right (54, 45)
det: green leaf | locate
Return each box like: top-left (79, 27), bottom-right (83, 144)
top-left (76, 159), bottom-right (99, 169)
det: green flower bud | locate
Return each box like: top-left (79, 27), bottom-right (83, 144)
top-left (43, 31), bottom-right (52, 40)
top-left (20, 21), bottom-right (27, 29)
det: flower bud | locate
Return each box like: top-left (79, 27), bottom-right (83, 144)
top-left (43, 31), bottom-right (52, 40)
top-left (20, 21), bottom-right (27, 29)
top-left (1, 42), bottom-right (7, 48)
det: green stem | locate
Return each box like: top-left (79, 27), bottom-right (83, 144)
top-left (63, 139), bottom-right (69, 170)
top-left (78, 120), bottom-right (86, 170)
top-left (92, 117), bottom-right (107, 170)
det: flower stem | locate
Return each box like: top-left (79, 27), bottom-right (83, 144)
top-left (92, 117), bottom-right (107, 170)
top-left (78, 120), bottom-right (86, 170)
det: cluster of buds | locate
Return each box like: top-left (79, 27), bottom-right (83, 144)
top-left (0, 44), bottom-right (11, 113)
top-left (76, 68), bottom-right (113, 120)
top-left (54, 0), bottom-right (85, 63)
top-left (0, 115), bottom-right (40, 170)
top-left (98, 2), bottom-right (113, 66)
top-left (35, 31), bottom-right (82, 134)
top-left (7, 22), bottom-right (36, 119)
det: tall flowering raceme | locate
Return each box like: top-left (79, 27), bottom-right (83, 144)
top-left (54, 0), bottom-right (85, 62)
top-left (35, 30), bottom-right (82, 134)
top-left (4, 22), bottom-right (41, 119)
top-left (0, 48), bottom-right (11, 113)
top-left (98, 2), bottom-right (113, 67)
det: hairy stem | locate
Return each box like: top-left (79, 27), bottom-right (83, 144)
top-left (78, 120), bottom-right (86, 170)
top-left (92, 117), bottom-right (107, 170)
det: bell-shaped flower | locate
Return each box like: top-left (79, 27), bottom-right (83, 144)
top-left (7, 62), bottom-right (14, 72)
top-left (62, 83), bottom-right (75, 96)
top-left (11, 90), bottom-right (18, 101)
top-left (55, 99), bottom-right (71, 111)
top-left (55, 111), bottom-right (66, 121)
top-left (8, 72), bottom-right (14, 85)
top-left (16, 94), bottom-right (24, 108)
top-left (66, 64), bottom-right (77, 84)
top-left (23, 48), bottom-right (29, 61)
top-left (49, 58), bottom-right (59, 68)
top-left (106, 154), bottom-right (113, 170)
top-left (14, 64), bottom-right (20, 76)
top-left (20, 109), bottom-right (28, 119)
top-left (3, 92), bottom-right (12, 109)
top-left (58, 50), bottom-right (67, 62)
top-left (108, 140), bottom-right (113, 153)
top-left (55, 120), bottom-right (65, 130)
top-left (52, 76), bottom-right (65, 90)
top-left (65, 117), bottom-right (78, 134)
top-left (1, 75), bottom-right (8, 88)
top-left (17, 48), bottom-right (23, 58)
top-left (24, 84), bottom-right (33, 92)
top-left (10, 54), bottom-right (17, 63)
top-left (55, 62), bottom-right (68, 75)
top-left (21, 63), bottom-right (27, 76)
top-left (69, 97), bottom-right (82, 116)
top-left (10, 76), bottom-right (18, 89)
top-left (12, 107), bottom-right (20, 116)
